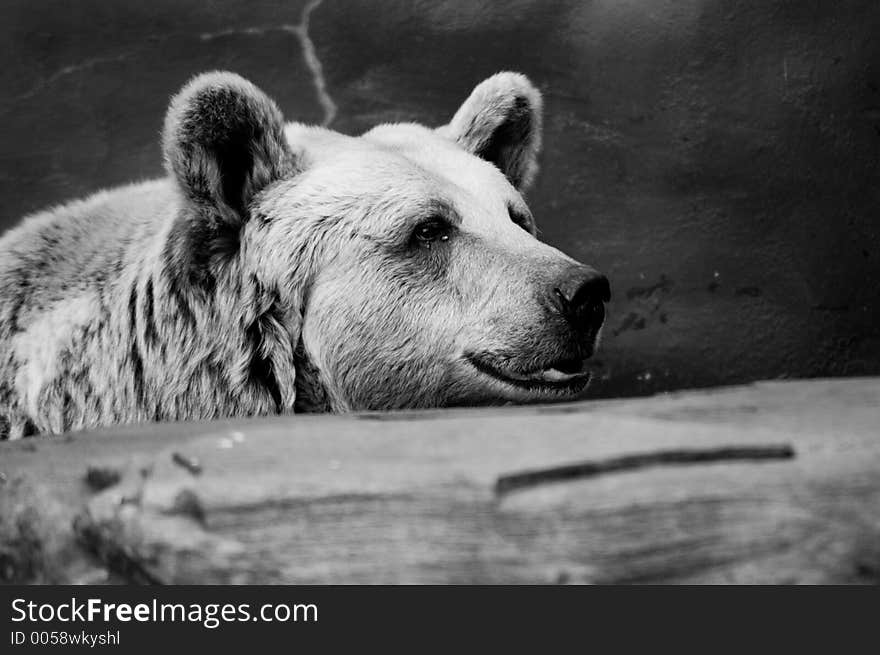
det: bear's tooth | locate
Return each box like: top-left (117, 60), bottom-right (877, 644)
top-left (541, 368), bottom-right (573, 382)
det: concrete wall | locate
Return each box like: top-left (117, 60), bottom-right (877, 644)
top-left (2, 0), bottom-right (878, 397)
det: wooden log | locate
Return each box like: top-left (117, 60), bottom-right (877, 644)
top-left (1, 377), bottom-right (879, 584)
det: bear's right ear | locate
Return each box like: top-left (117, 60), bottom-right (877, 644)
top-left (438, 72), bottom-right (543, 191)
top-left (163, 72), bottom-right (295, 226)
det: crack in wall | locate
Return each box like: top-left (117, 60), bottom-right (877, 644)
top-left (6, 1), bottom-right (338, 124)
top-left (200, 0), bottom-right (337, 127)
top-left (283, 0), bottom-right (337, 127)
top-left (9, 53), bottom-right (133, 104)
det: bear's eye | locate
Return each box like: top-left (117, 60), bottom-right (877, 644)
top-left (508, 206), bottom-right (532, 233)
top-left (412, 218), bottom-right (451, 246)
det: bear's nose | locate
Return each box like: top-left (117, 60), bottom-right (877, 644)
top-left (551, 265), bottom-right (610, 333)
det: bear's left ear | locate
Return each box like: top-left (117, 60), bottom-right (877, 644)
top-left (163, 71), bottom-right (295, 225)
top-left (438, 72), bottom-right (543, 191)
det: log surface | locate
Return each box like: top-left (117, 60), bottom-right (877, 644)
top-left (2, 377), bottom-right (879, 584)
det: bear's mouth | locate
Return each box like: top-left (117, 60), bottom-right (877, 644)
top-left (465, 353), bottom-right (592, 395)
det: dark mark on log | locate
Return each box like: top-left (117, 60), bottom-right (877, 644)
top-left (120, 491), bottom-right (142, 507)
top-left (355, 410), bottom-right (446, 421)
top-left (495, 444), bottom-right (796, 495)
top-left (172, 452), bottom-right (202, 476)
top-left (167, 489), bottom-right (206, 524)
top-left (73, 515), bottom-right (163, 585)
top-left (84, 466), bottom-right (122, 492)
top-left (535, 403), bottom-right (594, 415)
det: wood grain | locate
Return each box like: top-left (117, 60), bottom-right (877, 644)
top-left (2, 377), bottom-right (879, 584)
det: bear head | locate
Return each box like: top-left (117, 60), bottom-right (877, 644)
top-left (162, 71), bottom-right (609, 412)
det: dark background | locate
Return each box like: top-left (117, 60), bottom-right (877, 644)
top-left (1, 0), bottom-right (878, 398)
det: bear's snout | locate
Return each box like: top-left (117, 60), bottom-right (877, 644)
top-left (549, 265), bottom-right (610, 341)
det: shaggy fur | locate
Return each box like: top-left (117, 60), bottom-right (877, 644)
top-left (0, 71), bottom-right (607, 438)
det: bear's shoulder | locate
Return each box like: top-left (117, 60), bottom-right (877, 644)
top-left (0, 178), bottom-right (178, 324)
top-left (1, 178), bottom-right (176, 263)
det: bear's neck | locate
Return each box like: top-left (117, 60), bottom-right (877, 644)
top-left (130, 258), bottom-right (299, 423)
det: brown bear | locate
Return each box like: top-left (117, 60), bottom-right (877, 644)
top-left (0, 71), bottom-right (609, 438)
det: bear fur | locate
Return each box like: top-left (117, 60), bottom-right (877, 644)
top-left (0, 71), bottom-right (607, 438)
